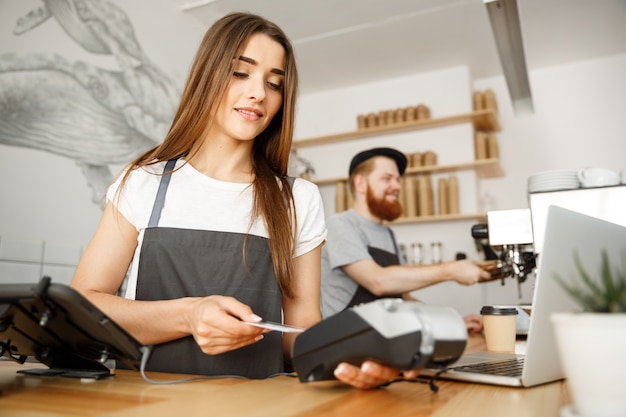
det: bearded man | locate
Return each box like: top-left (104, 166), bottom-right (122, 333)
top-left (320, 147), bottom-right (490, 332)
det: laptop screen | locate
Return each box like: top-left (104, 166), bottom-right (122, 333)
top-left (522, 205), bottom-right (626, 386)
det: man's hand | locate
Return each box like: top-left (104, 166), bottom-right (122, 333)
top-left (333, 360), bottom-right (420, 390)
top-left (464, 314), bottom-right (483, 334)
top-left (448, 259), bottom-right (492, 285)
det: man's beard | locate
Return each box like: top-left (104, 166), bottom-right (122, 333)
top-left (366, 185), bottom-right (403, 222)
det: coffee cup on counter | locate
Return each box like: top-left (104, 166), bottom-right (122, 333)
top-left (480, 306), bottom-right (518, 353)
top-left (577, 167), bottom-right (620, 188)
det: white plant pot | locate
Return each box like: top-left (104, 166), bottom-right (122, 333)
top-left (551, 313), bottom-right (626, 417)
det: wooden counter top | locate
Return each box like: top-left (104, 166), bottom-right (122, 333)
top-left (0, 335), bottom-right (570, 417)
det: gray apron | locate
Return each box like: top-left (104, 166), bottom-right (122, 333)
top-left (135, 159), bottom-right (284, 378)
top-left (347, 229), bottom-right (403, 308)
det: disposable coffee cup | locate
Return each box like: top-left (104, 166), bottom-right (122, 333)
top-left (480, 306), bottom-right (518, 353)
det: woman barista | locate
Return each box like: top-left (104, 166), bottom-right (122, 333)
top-left (71, 12), bottom-right (408, 389)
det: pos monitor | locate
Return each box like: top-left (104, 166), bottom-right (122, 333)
top-left (0, 276), bottom-right (143, 379)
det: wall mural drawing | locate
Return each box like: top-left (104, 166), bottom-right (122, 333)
top-left (0, 0), bottom-right (180, 207)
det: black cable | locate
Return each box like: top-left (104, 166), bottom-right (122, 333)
top-left (137, 346), bottom-right (295, 385)
top-left (138, 346), bottom-right (444, 391)
top-left (378, 368), bottom-right (447, 393)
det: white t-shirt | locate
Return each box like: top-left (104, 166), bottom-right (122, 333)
top-left (106, 159), bottom-right (327, 299)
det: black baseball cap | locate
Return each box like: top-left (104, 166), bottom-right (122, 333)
top-left (348, 147), bottom-right (408, 176)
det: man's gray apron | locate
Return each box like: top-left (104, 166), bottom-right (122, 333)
top-left (346, 229), bottom-right (403, 308)
top-left (135, 159), bottom-right (284, 378)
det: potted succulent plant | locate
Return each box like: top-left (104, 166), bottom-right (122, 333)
top-left (551, 249), bottom-right (626, 417)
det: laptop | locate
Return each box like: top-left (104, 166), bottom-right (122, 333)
top-left (421, 205), bottom-right (626, 387)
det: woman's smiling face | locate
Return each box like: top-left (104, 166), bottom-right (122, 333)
top-left (211, 33), bottom-right (286, 143)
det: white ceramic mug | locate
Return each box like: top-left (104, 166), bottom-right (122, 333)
top-left (577, 167), bottom-right (620, 188)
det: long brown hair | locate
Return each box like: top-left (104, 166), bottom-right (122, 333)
top-left (119, 12), bottom-right (299, 298)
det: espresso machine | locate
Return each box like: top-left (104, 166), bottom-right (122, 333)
top-left (472, 209), bottom-right (537, 298)
top-left (471, 180), bottom-right (626, 298)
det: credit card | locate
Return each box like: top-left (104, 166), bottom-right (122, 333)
top-left (245, 321), bottom-right (304, 333)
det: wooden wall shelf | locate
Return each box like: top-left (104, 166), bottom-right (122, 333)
top-left (391, 213), bottom-right (487, 224)
top-left (312, 158), bottom-right (504, 186)
top-left (294, 109), bottom-right (500, 148)
top-left (295, 106), bottom-right (502, 226)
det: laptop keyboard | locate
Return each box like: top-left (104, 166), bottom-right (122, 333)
top-left (449, 357), bottom-right (525, 377)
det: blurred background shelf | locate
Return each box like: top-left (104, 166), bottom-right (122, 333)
top-left (391, 213), bottom-right (487, 224)
top-left (294, 109), bottom-right (501, 148)
top-left (312, 158), bottom-right (504, 186)
top-left (296, 105), bottom-right (503, 225)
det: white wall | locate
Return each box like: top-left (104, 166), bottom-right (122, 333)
top-left (0, 0), bottom-right (204, 283)
top-left (475, 53), bottom-right (626, 212)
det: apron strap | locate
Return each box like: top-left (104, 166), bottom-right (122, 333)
top-left (346, 227), bottom-right (402, 309)
top-left (148, 159), bottom-right (178, 228)
top-left (387, 228), bottom-right (400, 259)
